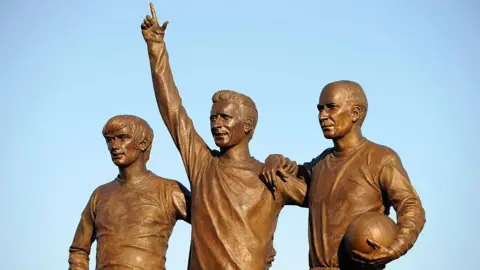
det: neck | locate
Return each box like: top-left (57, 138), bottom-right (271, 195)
top-left (332, 126), bottom-right (364, 153)
top-left (118, 157), bottom-right (148, 182)
top-left (219, 139), bottom-right (252, 161)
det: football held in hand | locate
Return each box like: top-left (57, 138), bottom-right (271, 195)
top-left (344, 212), bottom-right (398, 255)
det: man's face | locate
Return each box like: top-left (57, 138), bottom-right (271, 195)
top-left (317, 85), bottom-right (354, 139)
top-left (104, 127), bottom-right (141, 167)
top-left (210, 102), bottom-right (247, 148)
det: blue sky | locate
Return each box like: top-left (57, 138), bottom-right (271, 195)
top-left (1, 0), bottom-right (478, 269)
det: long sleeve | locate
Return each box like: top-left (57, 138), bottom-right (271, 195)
top-left (147, 41), bottom-right (210, 183)
top-left (379, 152), bottom-right (426, 256)
top-left (68, 191), bottom-right (97, 270)
top-left (297, 150), bottom-right (331, 186)
top-left (283, 152), bottom-right (327, 206)
top-left (276, 175), bottom-right (308, 207)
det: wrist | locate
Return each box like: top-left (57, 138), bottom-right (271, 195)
top-left (147, 40), bottom-right (165, 47)
top-left (387, 241), bottom-right (404, 259)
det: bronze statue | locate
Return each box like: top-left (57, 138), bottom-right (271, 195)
top-left (141, 3), bottom-right (307, 269)
top-left (261, 81), bottom-right (426, 269)
top-left (68, 115), bottom-right (190, 270)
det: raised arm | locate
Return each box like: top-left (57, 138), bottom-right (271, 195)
top-left (68, 192), bottom-right (97, 270)
top-left (141, 3), bottom-right (209, 182)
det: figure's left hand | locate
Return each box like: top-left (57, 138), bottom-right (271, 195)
top-left (351, 239), bottom-right (400, 266)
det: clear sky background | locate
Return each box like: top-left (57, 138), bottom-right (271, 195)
top-left (1, 0), bottom-right (478, 269)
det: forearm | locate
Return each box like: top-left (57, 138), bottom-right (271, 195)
top-left (68, 224), bottom-right (93, 269)
top-left (389, 196), bottom-right (426, 255)
top-left (69, 195), bottom-right (96, 270)
top-left (68, 249), bottom-right (90, 270)
top-left (379, 156), bottom-right (426, 256)
top-left (147, 41), bottom-right (209, 183)
top-left (147, 41), bottom-right (183, 133)
top-left (281, 175), bottom-right (308, 207)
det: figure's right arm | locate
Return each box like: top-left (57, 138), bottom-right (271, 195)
top-left (142, 4), bottom-right (209, 182)
top-left (261, 154), bottom-right (313, 188)
top-left (260, 154), bottom-right (314, 207)
top-left (68, 192), bottom-right (97, 270)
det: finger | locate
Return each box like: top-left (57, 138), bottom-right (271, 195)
top-left (284, 162), bottom-right (295, 174)
top-left (288, 161), bottom-right (297, 171)
top-left (162, 21), bottom-right (169, 30)
top-left (260, 170), bottom-right (274, 191)
top-left (350, 255), bottom-right (368, 265)
top-left (141, 23), bottom-right (148, 30)
top-left (352, 250), bottom-right (372, 262)
top-left (259, 173), bottom-right (266, 184)
top-left (269, 171), bottom-right (277, 191)
top-left (278, 168), bottom-right (289, 182)
top-left (146, 15), bottom-right (153, 25)
top-left (260, 167), bottom-right (266, 178)
top-left (366, 239), bottom-right (383, 250)
top-left (149, 2), bottom-right (157, 20)
top-left (144, 18), bottom-right (152, 27)
top-left (267, 170), bottom-right (274, 186)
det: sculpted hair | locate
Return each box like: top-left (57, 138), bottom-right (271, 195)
top-left (102, 115), bottom-right (154, 161)
top-left (212, 90), bottom-right (258, 140)
top-left (326, 80), bottom-right (368, 126)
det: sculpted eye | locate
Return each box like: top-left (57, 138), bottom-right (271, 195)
top-left (221, 114), bottom-right (232, 120)
top-left (119, 135), bottom-right (131, 140)
top-left (210, 115), bottom-right (217, 121)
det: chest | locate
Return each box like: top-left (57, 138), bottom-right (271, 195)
top-left (309, 158), bottom-right (382, 207)
top-left (94, 188), bottom-right (171, 230)
top-left (193, 163), bottom-right (275, 213)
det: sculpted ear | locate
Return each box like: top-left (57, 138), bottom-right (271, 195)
top-left (138, 138), bottom-right (148, 152)
top-left (244, 118), bottom-right (253, 134)
top-left (351, 105), bottom-right (365, 123)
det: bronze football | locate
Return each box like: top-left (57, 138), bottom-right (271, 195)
top-left (344, 212), bottom-right (397, 255)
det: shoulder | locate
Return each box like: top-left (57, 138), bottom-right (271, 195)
top-left (306, 148), bottom-right (332, 167)
top-left (364, 140), bottom-right (401, 165)
top-left (87, 179), bottom-right (116, 207)
top-left (150, 173), bottom-right (190, 195)
top-left (93, 179), bottom-right (116, 195)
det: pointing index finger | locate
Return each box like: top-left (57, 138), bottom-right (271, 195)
top-left (149, 2), bottom-right (157, 20)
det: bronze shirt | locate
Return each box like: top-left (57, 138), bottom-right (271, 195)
top-left (298, 139), bottom-right (425, 269)
top-left (68, 171), bottom-right (190, 270)
top-left (148, 41), bottom-right (307, 270)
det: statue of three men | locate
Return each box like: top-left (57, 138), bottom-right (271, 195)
top-left (68, 3), bottom-right (426, 270)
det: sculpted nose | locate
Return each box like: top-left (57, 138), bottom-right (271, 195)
top-left (111, 138), bottom-right (121, 149)
top-left (211, 118), bottom-right (222, 129)
top-left (319, 111), bottom-right (328, 121)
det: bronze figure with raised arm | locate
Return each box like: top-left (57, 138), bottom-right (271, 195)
top-left (141, 3), bottom-right (307, 270)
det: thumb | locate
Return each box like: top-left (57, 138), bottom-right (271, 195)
top-left (366, 239), bottom-right (383, 250)
top-left (162, 21), bottom-right (169, 30)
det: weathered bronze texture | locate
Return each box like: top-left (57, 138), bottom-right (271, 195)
top-left (261, 81), bottom-right (426, 270)
top-left (142, 3), bottom-right (307, 269)
top-left (68, 115), bottom-right (190, 270)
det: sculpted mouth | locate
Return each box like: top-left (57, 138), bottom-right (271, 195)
top-left (212, 131), bottom-right (228, 136)
top-left (111, 153), bottom-right (125, 158)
